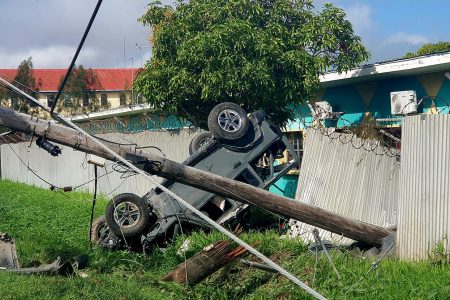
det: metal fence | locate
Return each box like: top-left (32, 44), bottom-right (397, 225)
top-left (397, 114), bottom-right (450, 260)
top-left (289, 129), bottom-right (400, 244)
top-left (0, 128), bottom-right (201, 197)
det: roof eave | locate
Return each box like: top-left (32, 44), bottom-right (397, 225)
top-left (71, 103), bottom-right (153, 122)
top-left (320, 52), bottom-right (450, 88)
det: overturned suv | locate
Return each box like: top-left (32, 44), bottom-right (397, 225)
top-left (92, 102), bottom-right (299, 251)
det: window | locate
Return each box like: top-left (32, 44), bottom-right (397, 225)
top-left (47, 95), bottom-right (55, 107)
top-left (137, 93), bottom-right (144, 104)
top-left (11, 97), bottom-right (17, 108)
top-left (285, 131), bottom-right (304, 170)
top-left (83, 93), bottom-right (89, 107)
top-left (101, 94), bottom-right (108, 106)
top-left (64, 95), bottom-right (72, 107)
top-left (29, 97), bottom-right (38, 108)
top-left (119, 93), bottom-right (126, 106)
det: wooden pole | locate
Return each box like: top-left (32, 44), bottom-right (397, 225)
top-left (162, 240), bottom-right (247, 285)
top-left (0, 107), bottom-right (392, 246)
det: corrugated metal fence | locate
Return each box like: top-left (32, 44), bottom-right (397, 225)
top-left (0, 128), bottom-right (200, 197)
top-left (397, 114), bottom-right (450, 260)
top-left (289, 129), bottom-right (400, 244)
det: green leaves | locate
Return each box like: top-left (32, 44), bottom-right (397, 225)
top-left (135, 0), bottom-right (369, 128)
top-left (57, 65), bottom-right (101, 115)
top-left (403, 41), bottom-right (450, 59)
top-left (11, 57), bottom-right (38, 113)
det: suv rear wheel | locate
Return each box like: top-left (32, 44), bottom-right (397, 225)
top-left (207, 102), bottom-right (249, 141)
top-left (90, 215), bottom-right (108, 243)
top-left (189, 131), bottom-right (213, 155)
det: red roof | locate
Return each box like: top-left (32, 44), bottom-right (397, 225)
top-left (0, 68), bottom-right (139, 92)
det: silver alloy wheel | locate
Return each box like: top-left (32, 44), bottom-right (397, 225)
top-left (113, 201), bottom-right (141, 228)
top-left (217, 109), bottom-right (242, 132)
top-left (198, 137), bottom-right (210, 148)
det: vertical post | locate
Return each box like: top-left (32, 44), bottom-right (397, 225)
top-left (129, 57), bottom-right (134, 105)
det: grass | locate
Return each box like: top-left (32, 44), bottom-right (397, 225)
top-left (0, 179), bottom-right (449, 299)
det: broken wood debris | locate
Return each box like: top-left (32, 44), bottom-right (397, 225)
top-left (162, 240), bottom-right (248, 285)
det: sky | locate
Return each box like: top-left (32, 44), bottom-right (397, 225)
top-left (1, 0), bottom-right (450, 69)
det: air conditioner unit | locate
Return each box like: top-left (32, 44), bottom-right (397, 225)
top-left (314, 101), bottom-right (333, 119)
top-left (390, 90), bottom-right (417, 115)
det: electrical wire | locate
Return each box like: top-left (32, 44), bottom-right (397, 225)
top-left (1, 136), bottom-right (63, 190)
top-left (50, 0), bottom-right (103, 114)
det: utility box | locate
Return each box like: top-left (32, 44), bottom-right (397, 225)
top-left (390, 90), bottom-right (417, 115)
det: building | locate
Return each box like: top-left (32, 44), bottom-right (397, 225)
top-left (0, 68), bottom-right (140, 112)
top-left (3, 52), bottom-right (450, 199)
top-left (272, 51), bottom-right (450, 198)
top-left (289, 51), bottom-right (450, 130)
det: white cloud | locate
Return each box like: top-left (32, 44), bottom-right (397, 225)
top-left (0, 0), bottom-right (155, 68)
top-left (384, 32), bottom-right (428, 45)
top-left (343, 2), bottom-right (373, 33)
top-left (314, 1), bottom-right (374, 35)
top-left (0, 46), bottom-right (100, 69)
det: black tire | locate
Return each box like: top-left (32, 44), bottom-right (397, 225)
top-left (89, 215), bottom-right (108, 243)
top-left (207, 102), bottom-right (249, 141)
top-left (105, 193), bottom-right (149, 237)
top-left (189, 131), bottom-right (213, 155)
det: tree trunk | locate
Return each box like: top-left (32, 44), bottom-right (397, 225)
top-left (0, 107), bottom-right (393, 246)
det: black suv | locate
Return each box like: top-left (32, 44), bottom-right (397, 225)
top-left (92, 103), bottom-right (298, 250)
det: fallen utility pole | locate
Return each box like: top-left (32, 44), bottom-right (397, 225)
top-left (0, 107), bottom-right (392, 246)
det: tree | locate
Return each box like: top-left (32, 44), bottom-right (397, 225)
top-left (134, 0), bottom-right (370, 127)
top-left (11, 57), bottom-right (39, 113)
top-left (0, 85), bottom-right (8, 108)
top-left (57, 65), bottom-right (102, 115)
top-left (404, 42), bottom-right (450, 59)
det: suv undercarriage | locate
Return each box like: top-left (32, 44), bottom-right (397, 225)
top-left (92, 103), bottom-right (299, 251)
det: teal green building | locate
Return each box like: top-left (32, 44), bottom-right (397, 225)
top-left (271, 51), bottom-right (450, 198)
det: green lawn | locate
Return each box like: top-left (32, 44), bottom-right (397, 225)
top-left (0, 180), bottom-right (448, 299)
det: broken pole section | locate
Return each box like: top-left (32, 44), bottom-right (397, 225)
top-left (162, 240), bottom-right (247, 285)
top-left (0, 107), bottom-right (392, 246)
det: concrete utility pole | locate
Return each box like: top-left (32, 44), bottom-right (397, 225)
top-left (0, 107), bottom-right (393, 246)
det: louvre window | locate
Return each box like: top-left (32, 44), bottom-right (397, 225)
top-left (101, 94), bottom-right (108, 106)
top-left (119, 93), bottom-right (126, 106)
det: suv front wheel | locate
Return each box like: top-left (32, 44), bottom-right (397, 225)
top-left (207, 102), bottom-right (249, 141)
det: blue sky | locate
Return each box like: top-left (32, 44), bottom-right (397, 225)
top-left (325, 0), bottom-right (450, 62)
top-left (0, 0), bottom-right (449, 68)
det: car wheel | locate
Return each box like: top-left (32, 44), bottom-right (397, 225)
top-left (207, 102), bottom-right (249, 141)
top-left (189, 131), bottom-right (213, 155)
top-left (105, 193), bottom-right (149, 237)
top-left (90, 215), bottom-right (109, 243)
